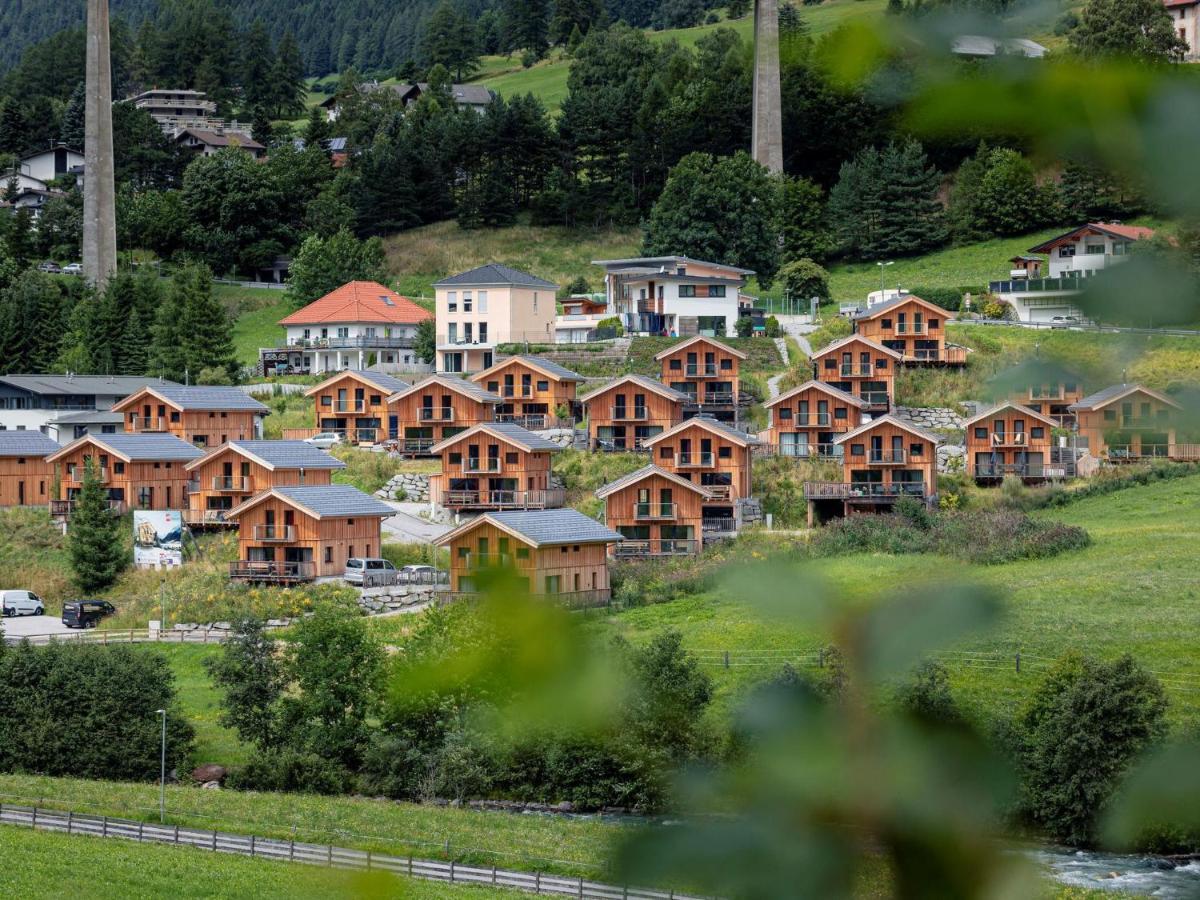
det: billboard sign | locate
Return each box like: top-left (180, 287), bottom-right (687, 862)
top-left (133, 510), bottom-right (183, 569)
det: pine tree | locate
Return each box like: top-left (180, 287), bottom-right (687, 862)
top-left (421, 2), bottom-right (481, 82)
top-left (67, 458), bottom-right (125, 593)
top-left (240, 20), bottom-right (277, 113)
top-left (270, 32), bottom-right (308, 119)
top-left (174, 265), bottom-right (238, 383)
top-left (117, 272), bottom-right (163, 376)
top-left (60, 83), bottom-right (86, 152)
top-left (147, 281), bottom-right (187, 381)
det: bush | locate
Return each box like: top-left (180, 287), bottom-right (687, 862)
top-left (907, 286), bottom-right (972, 312)
top-left (896, 660), bottom-right (961, 726)
top-left (980, 296), bottom-right (1013, 320)
top-left (595, 315), bottom-right (624, 337)
top-left (226, 747), bottom-right (354, 795)
top-left (764, 315), bottom-right (781, 338)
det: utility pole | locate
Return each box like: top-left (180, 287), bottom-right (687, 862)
top-left (83, 0), bottom-right (118, 289)
top-left (751, 0), bottom-right (783, 174)
top-left (157, 709), bottom-right (167, 823)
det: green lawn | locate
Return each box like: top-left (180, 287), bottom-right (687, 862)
top-left (147, 643), bottom-right (250, 767)
top-left (230, 295), bottom-right (293, 368)
top-left (0, 825), bottom-right (525, 899)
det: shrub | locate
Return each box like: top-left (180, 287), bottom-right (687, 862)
top-left (896, 660), bottom-right (961, 726)
top-left (980, 296), bottom-right (1012, 320)
top-left (765, 315), bottom-right (781, 337)
top-left (226, 747), bottom-right (354, 795)
top-left (596, 315), bottom-right (624, 336)
top-left (907, 286), bottom-right (972, 312)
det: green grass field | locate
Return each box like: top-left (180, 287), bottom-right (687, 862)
top-left (0, 825), bottom-right (525, 899)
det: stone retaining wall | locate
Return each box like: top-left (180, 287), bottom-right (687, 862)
top-left (358, 583), bottom-right (447, 614)
top-left (894, 405), bottom-right (966, 430)
top-left (376, 473), bottom-right (431, 501)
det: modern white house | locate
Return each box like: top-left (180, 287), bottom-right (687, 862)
top-left (0, 375), bottom-right (181, 441)
top-left (124, 89), bottom-right (221, 133)
top-left (261, 281), bottom-right (434, 376)
top-left (987, 223), bottom-right (1156, 323)
top-left (15, 145), bottom-right (83, 185)
top-left (591, 256), bottom-right (753, 338)
top-left (1165, 0), bottom-right (1200, 60)
top-left (554, 295), bottom-right (612, 344)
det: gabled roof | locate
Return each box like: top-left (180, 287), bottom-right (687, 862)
top-left (436, 509), bottom-right (623, 549)
top-left (581, 374), bottom-right (691, 405)
top-left (304, 369), bottom-right (413, 397)
top-left (46, 410), bottom-right (125, 425)
top-left (385, 375), bottom-right (502, 405)
top-left (1068, 383), bottom-right (1181, 412)
top-left (853, 294), bottom-right (954, 322)
top-left (175, 128), bottom-right (264, 150)
top-left (47, 433), bottom-right (205, 463)
top-left (832, 414), bottom-right (943, 447)
top-left (0, 431), bottom-right (60, 456)
top-left (469, 355), bottom-right (585, 384)
top-left (114, 385), bottom-right (269, 413)
top-left (653, 335), bottom-right (747, 362)
top-left (184, 440), bottom-right (347, 472)
top-left (428, 422), bottom-right (562, 454)
top-left (0, 375), bottom-right (179, 397)
top-left (279, 281), bottom-right (431, 326)
top-left (433, 265), bottom-right (558, 290)
top-left (1027, 223), bottom-right (1155, 254)
top-left (594, 464), bottom-right (713, 500)
top-left (643, 415), bottom-right (757, 448)
top-left (764, 380), bottom-right (866, 410)
top-left (226, 484), bottom-right (394, 521)
top-left (811, 334), bottom-right (904, 360)
top-left (961, 402), bottom-right (1058, 429)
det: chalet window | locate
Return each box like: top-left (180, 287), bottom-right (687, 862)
top-left (220, 412), bottom-right (227, 418)
top-left (1059, 246), bottom-right (1075, 258)
top-left (545, 574), bottom-right (562, 593)
top-left (834, 407), bottom-right (848, 420)
top-left (516, 547), bottom-right (529, 559)
top-left (910, 443), bottom-right (923, 457)
top-left (928, 319), bottom-right (939, 330)
top-left (824, 358), bottom-right (836, 370)
top-left (537, 380), bottom-right (549, 392)
top-left (718, 446), bottom-right (732, 459)
top-left (325, 547), bottom-right (333, 563)
top-left (447, 291), bottom-right (458, 312)
top-left (463, 291), bottom-right (472, 312)
top-left (170, 412), bottom-right (181, 422)
top-left (1103, 410), bottom-right (1117, 421)
top-left (321, 396), bottom-right (332, 407)
top-left (137, 487), bottom-right (152, 508)
top-left (449, 452), bottom-right (462, 464)
top-left (349, 546), bottom-right (355, 558)
top-left (166, 463), bottom-right (172, 469)
top-left (1085, 243), bottom-right (1105, 255)
top-left (659, 447), bottom-right (672, 460)
top-left (710, 285), bottom-right (726, 297)
top-left (778, 407), bottom-right (792, 420)
top-left (850, 443), bottom-right (864, 457)
top-left (669, 359), bottom-right (682, 370)
top-left (209, 412), bottom-right (215, 419)
top-left (561, 546), bottom-right (568, 554)
top-left (347, 519), bottom-right (355, 525)
top-left (881, 318), bottom-right (892, 329)
top-left (457, 547), bottom-right (468, 558)
top-left (720, 359), bottom-right (732, 370)
top-left (505, 452), bottom-right (518, 464)
top-left (39, 481), bottom-right (44, 495)
top-left (370, 395), bottom-right (382, 405)
top-left (1065, 382), bottom-right (1077, 393)
top-left (679, 285), bottom-right (697, 298)
top-left (974, 427), bottom-right (987, 439)
top-left (1031, 427), bottom-right (1045, 438)
top-left (487, 381), bottom-right (499, 392)
top-left (154, 462), bottom-right (161, 469)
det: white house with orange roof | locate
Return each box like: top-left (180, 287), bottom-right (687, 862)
top-left (988, 223), bottom-right (1157, 324)
top-left (258, 281), bottom-right (434, 376)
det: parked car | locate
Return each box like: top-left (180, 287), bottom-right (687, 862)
top-left (37, 261), bottom-right (61, 274)
top-left (400, 564), bottom-right (437, 576)
top-left (61, 263), bottom-right (84, 275)
top-left (343, 557), bottom-right (396, 585)
top-left (62, 599), bottom-right (116, 629)
top-left (1049, 316), bottom-right (1080, 329)
top-left (305, 432), bottom-right (343, 449)
top-left (1, 590), bottom-right (45, 617)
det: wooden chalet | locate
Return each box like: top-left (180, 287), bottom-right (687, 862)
top-left (436, 508), bottom-right (623, 607)
top-left (655, 335), bottom-right (746, 422)
top-left (304, 370), bottom-right (412, 445)
top-left (469, 355), bottom-right (584, 430)
top-left (385, 375), bottom-right (502, 454)
top-left (226, 484), bottom-right (395, 583)
top-left (596, 464), bottom-right (711, 558)
top-left (114, 385), bottom-right (268, 447)
top-left (1069, 384), bottom-right (1197, 462)
top-left (762, 380), bottom-right (867, 459)
top-left (852, 295), bottom-right (967, 365)
top-left (429, 422), bottom-right (564, 512)
top-left (0, 431), bottom-right (58, 507)
top-left (1012, 379), bottom-right (1086, 428)
top-left (582, 374), bottom-right (688, 451)
top-left (963, 402), bottom-right (1059, 483)
top-left (811, 335), bottom-right (901, 414)
top-left (46, 433), bottom-right (204, 518)
top-left (803, 415), bottom-right (940, 524)
top-left (642, 415), bottom-right (755, 536)
top-left (183, 440), bottom-right (346, 526)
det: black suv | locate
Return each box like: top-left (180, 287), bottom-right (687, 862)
top-left (62, 600), bottom-right (116, 629)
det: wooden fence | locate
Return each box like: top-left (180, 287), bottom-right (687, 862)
top-left (0, 804), bottom-right (701, 900)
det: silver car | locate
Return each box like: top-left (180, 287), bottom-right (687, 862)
top-left (343, 558), bottom-right (396, 586)
top-left (305, 432), bottom-right (343, 449)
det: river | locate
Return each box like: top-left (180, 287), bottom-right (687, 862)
top-left (1035, 847), bottom-right (1200, 897)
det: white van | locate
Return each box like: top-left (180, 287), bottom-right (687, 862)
top-left (343, 558), bottom-right (396, 586)
top-left (2, 590), bottom-right (45, 617)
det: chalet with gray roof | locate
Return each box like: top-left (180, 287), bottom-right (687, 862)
top-left (113, 385), bottom-right (268, 447)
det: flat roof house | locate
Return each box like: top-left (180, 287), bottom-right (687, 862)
top-left (184, 440), bottom-right (346, 527)
top-left (811, 335), bottom-right (902, 414)
top-left (113, 385), bottom-right (269, 447)
top-left (434, 265), bottom-right (559, 374)
top-left (386, 375), bottom-right (502, 454)
top-left (656, 335), bottom-right (746, 422)
top-left (46, 433), bottom-right (205, 518)
top-left (429, 421), bottom-right (564, 512)
top-left (437, 508), bottom-right (623, 607)
top-left (304, 370), bottom-right (413, 445)
top-left (1069, 384), bottom-right (1197, 462)
top-left (597, 463), bottom-right (712, 559)
top-left (469, 355), bottom-right (584, 430)
top-left (582, 375), bottom-right (689, 451)
top-left (124, 89), bottom-right (219, 133)
top-left (0, 431), bottom-right (59, 507)
top-left (852, 295), bottom-right (966, 366)
top-left (226, 484), bottom-right (395, 583)
top-left (0, 374), bottom-right (181, 440)
top-left (592, 256), bottom-right (753, 339)
top-left (963, 402), bottom-right (1060, 483)
top-left (762, 380), bottom-right (867, 459)
top-left (264, 281), bottom-right (434, 376)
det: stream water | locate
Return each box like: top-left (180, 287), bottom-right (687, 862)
top-left (1034, 847), bottom-right (1200, 897)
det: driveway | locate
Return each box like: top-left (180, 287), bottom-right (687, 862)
top-left (381, 502), bottom-right (454, 544)
top-left (1, 611), bottom-right (72, 642)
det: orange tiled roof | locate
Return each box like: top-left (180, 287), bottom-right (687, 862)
top-left (279, 281), bottom-right (432, 326)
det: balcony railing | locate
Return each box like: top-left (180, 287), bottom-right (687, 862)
top-left (212, 475), bottom-right (253, 492)
top-left (701, 517), bottom-right (738, 533)
top-left (501, 386), bottom-right (534, 398)
top-left (988, 275), bottom-right (1085, 294)
top-left (614, 539), bottom-right (698, 558)
top-left (796, 414), bottom-right (832, 427)
top-left (633, 502), bottom-right (678, 519)
top-left (1030, 388), bottom-right (1064, 400)
top-left (252, 524), bottom-right (296, 542)
top-left (229, 560), bottom-right (315, 582)
top-left (868, 449), bottom-right (907, 465)
top-left (685, 364), bottom-right (719, 377)
top-left (1116, 417), bottom-right (1172, 429)
top-left (462, 457), bottom-right (502, 473)
top-left (758, 443), bottom-right (841, 459)
top-left (419, 407), bottom-right (455, 422)
top-left (127, 416), bottom-right (166, 432)
top-left (990, 432), bottom-right (1027, 447)
top-left (974, 463), bottom-right (1047, 479)
top-left (49, 498), bottom-right (124, 518)
top-left (464, 552), bottom-right (513, 568)
top-left (1105, 444), bottom-right (1200, 461)
top-left (610, 406), bottom-right (649, 421)
top-left (704, 485), bottom-right (733, 502)
top-left (676, 452), bottom-right (715, 467)
top-left (280, 336), bottom-right (414, 350)
top-left (840, 364), bottom-right (874, 377)
top-left (183, 509), bottom-right (235, 525)
top-left (904, 346), bottom-right (968, 365)
top-left (66, 467), bottom-right (110, 483)
top-left (895, 323), bottom-right (927, 335)
top-left (803, 481), bottom-right (927, 500)
top-left (860, 392), bottom-right (890, 409)
top-left (494, 413), bottom-right (562, 430)
top-left (699, 391), bottom-right (736, 405)
top-left (334, 400), bottom-right (366, 413)
top-left (442, 489), bottom-right (566, 510)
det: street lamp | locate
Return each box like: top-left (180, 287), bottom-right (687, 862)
top-left (877, 261), bottom-right (894, 299)
top-left (157, 709), bottom-right (167, 823)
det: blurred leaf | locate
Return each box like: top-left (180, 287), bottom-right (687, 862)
top-left (816, 22), bottom-right (893, 89)
top-left (720, 560), bottom-right (836, 628)
top-left (1104, 741), bottom-right (1200, 847)
top-left (1075, 253), bottom-right (1200, 327)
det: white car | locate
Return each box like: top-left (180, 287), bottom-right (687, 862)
top-left (343, 558), bottom-right (396, 585)
top-left (61, 263), bottom-right (84, 276)
top-left (305, 432), bottom-right (343, 449)
top-left (2, 590), bottom-right (45, 617)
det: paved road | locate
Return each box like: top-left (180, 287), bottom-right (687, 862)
top-left (381, 501), bottom-right (454, 544)
top-left (1, 611), bottom-right (73, 640)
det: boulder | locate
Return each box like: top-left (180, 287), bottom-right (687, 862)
top-left (192, 763), bottom-right (227, 783)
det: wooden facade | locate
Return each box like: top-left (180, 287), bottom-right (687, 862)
top-left (644, 417), bottom-right (753, 535)
top-left (964, 403), bottom-right (1058, 483)
top-left (46, 435), bottom-right (202, 516)
top-left (1012, 380), bottom-right (1086, 427)
top-left (386, 376), bottom-right (500, 454)
top-left (583, 376), bottom-right (686, 451)
top-left (598, 466), bottom-right (708, 558)
top-left (853, 296), bottom-right (967, 365)
top-left (762, 380), bottom-right (866, 459)
top-left (804, 415), bottom-right (940, 523)
top-left (430, 424), bottom-right (562, 511)
top-left (307, 371), bottom-right (405, 445)
top-left (1070, 385), bottom-right (1194, 461)
top-left (470, 356), bottom-right (582, 430)
top-left (114, 388), bottom-right (263, 447)
top-left (811, 336), bottom-right (900, 414)
top-left (656, 336), bottom-right (745, 421)
top-left (0, 453), bottom-right (55, 507)
top-left (184, 444), bottom-right (339, 526)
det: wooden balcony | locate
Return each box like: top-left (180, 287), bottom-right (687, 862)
top-left (974, 463), bottom-right (1048, 480)
top-left (868, 449), bottom-right (907, 465)
top-left (127, 416), bottom-right (167, 432)
top-left (676, 451), bottom-right (715, 467)
top-left (49, 498), bottom-right (125, 518)
top-left (212, 475), bottom-right (253, 492)
top-left (803, 481), bottom-right (927, 501)
top-left (894, 323), bottom-right (927, 335)
top-left (703, 485), bottom-right (733, 502)
top-left (252, 524), bottom-right (296, 542)
top-left (840, 364), bottom-right (874, 377)
top-left (333, 399), bottom-right (366, 413)
top-left (1115, 417), bottom-right (1173, 430)
top-left (500, 386), bottom-right (534, 398)
top-left (66, 467), bottom-right (110, 484)
top-left (462, 552), bottom-right (513, 568)
top-left (685, 364), bottom-right (719, 378)
top-left (614, 538), bottom-right (698, 558)
top-left (701, 517), bottom-right (738, 534)
top-left (461, 457), bottom-right (502, 473)
top-left (990, 432), bottom-right (1028, 448)
top-left (418, 407), bottom-right (456, 422)
top-left (905, 346), bottom-right (968, 365)
top-left (229, 560), bottom-right (314, 582)
top-left (442, 489), bottom-right (565, 510)
top-left (183, 509), bottom-right (236, 526)
top-left (859, 392), bottom-right (890, 411)
top-left (1105, 443), bottom-right (1200, 461)
top-left (632, 502), bottom-right (678, 520)
top-left (609, 407), bottom-right (649, 421)
top-left (756, 443), bottom-right (841, 460)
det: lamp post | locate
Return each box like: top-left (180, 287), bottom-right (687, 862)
top-left (877, 261), bottom-right (894, 300)
top-left (157, 708), bottom-right (166, 823)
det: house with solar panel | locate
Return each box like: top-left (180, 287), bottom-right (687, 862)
top-left (183, 440), bottom-right (347, 526)
top-left (113, 385), bottom-right (268, 448)
top-left (303, 370), bottom-right (413, 445)
top-left (436, 509), bottom-right (623, 606)
top-left (0, 431), bottom-right (59, 507)
top-left (385, 375), bottom-right (502, 454)
top-left (468, 355), bottom-right (584, 429)
top-left (259, 281), bottom-right (434, 376)
top-left (46, 433), bottom-right (205, 518)
top-left (225, 484), bottom-right (396, 583)
top-left (429, 422), bottom-right (564, 512)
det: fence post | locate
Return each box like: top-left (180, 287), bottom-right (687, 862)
top-left (723, 651), bottom-right (729, 669)
top-left (579, 876), bottom-right (584, 897)
top-left (408, 857), bottom-right (413, 877)
top-left (250, 834), bottom-right (256, 857)
top-left (493, 866), bottom-right (497, 885)
top-left (66, 810), bottom-right (72, 834)
top-left (174, 824), bottom-right (180, 843)
top-left (212, 830), bottom-right (218, 851)
top-left (103, 816), bottom-right (108, 837)
top-left (450, 861), bottom-right (456, 883)
top-left (138, 821), bottom-right (144, 842)
top-left (290, 839), bottom-right (295, 861)
top-left (536, 872), bottom-right (541, 894)
top-left (366, 850), bottom-right (371, 870)
top-left (32, 806), bottom-right (37, 828)
top-left (1015, 652), bottom-right (1021, 674)
top-left (328, 844), bottom-right (333, 867)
